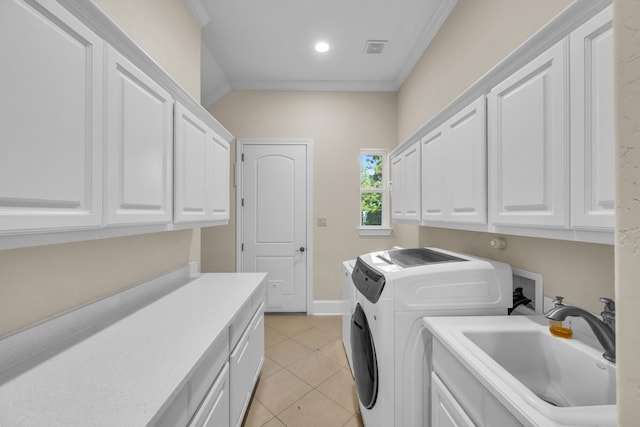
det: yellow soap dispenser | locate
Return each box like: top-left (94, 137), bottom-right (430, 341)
top-left (548, 296), bottom-right (573, 339)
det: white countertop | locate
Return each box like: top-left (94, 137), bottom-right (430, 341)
top-left (0, 273), bottom-right (266, 427)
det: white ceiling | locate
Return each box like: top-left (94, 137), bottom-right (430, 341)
top-left (189, 0), bottom-right (457, 107)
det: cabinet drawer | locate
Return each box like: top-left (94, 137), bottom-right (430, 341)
top-left (189, 329), bottom-right (229, 420)
top-left (229, 289), bottom-right (263, 351)
top-left (431, 372), bottom-right (475, 427)
top-left (230, 303), bottom-right (265, 427)
top-left (189, 363), bottom-right (230, 427)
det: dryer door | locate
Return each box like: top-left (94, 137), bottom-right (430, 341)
top-left (350, 303), bottom-right (378, 409)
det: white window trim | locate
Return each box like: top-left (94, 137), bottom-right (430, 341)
top-left (358, 149), bottom-right (392, 236)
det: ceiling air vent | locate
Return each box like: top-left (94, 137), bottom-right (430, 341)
top-left (364, 40), bottom-right (388, 55)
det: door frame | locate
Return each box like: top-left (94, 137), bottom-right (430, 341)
top-left (236, 138), bottom-right (314, 314)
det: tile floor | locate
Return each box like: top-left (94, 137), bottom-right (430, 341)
top-left (241, 315), bottom-right (363, 427)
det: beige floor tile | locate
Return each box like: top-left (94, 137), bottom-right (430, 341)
top-left (266, 339), bottom-right (313, 367)
top-left (265, 326), bottom-right (288, 349)
top-left (277, 390), bottom-right (352, 427)
top-left (260, 356), bottom-right (283, 379)
top-left (267, 317), bottom-right (313, 338)
top-left (318, 339), bottom-right (349, 367)
top-left (292, 328), bottom-right (337, 351)
top-left (262, 417), bottom-right (286, 427)
top-left (317, 368), bottom-right (360, 415)
top-left (287, 351), bottom-right (343, 387)
top-left (301, 315), bottom-right (342, 337)
top-left (253, 369), bottom-right (312, 415)
top-left (314, 316), bottom-right (343, 337)
top-left (241, 399), bottom-right (273, 427)
top-left (342, 414), bottom-right (364, 427)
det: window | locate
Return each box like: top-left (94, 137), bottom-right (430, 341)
top-left (359, 150), bottom-right (392, 235)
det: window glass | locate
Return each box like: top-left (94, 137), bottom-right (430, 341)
top-left (359, 151), bottom-right (388, 229)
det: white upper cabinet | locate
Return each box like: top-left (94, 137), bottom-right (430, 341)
top-left (392, 140), bottom-right (421, 223)
top-left (570, 6), bottom-right (614, 231)
top-left (175, 103), bottom-right (209, 223)
top-left (104, 46), bottom-right (174, 227)
top-left (421, 129), bottom-right (446, 221)
top-left (488, 39), bottom-right (569, 229)
top-left (174, 103), bottom-right (230, 224)
top-left (0, 0), bottom-right (103, 233)
top-left (421, 96), bottom-right (487, 225)
top-left (209, 133), bottom-right (231, 223)
top-left (444, 96), bottom-right (487, 224)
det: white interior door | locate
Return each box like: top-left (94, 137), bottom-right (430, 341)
top-left (240, 141), bottom-right (310, 312)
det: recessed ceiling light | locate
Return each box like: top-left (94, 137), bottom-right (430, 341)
top-left (314, 41), bottom-right (330, 53)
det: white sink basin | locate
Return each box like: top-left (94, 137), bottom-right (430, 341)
top-left (424, 316), bottom-right (617, 427)
top-left (464, 329), bottom-right (616, 408)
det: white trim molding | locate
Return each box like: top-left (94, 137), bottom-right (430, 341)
top-left (312, 300), bottom-right (347, 316)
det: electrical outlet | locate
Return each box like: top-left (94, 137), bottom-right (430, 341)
top-left (317, 217), bottom-right (327, 227)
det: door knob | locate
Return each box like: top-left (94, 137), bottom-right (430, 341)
top-left (296, 247), bottom-right (306, 253)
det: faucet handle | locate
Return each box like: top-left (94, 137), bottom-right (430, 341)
top-left (600, 297), bottom-right (615, 313)
top-left (600, 298), bottom-right (615, 326)
top-left (552, 296), bottom-right (565, 306)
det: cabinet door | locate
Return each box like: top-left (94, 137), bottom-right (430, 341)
top-left (403, 142), bottom-right (422, 222)
top-left (391, 154), bottom-right (404, 220)
top-left (421, 128), bottom-right (446, 221)
top-left (174, 103), bottom-right (209, 223)
top-left (431, 373), bottom-right (475, 427)
top-left (208, 131), bottom-right (230, 223)
top-left (392, 141), bottom-right (421, 223)
top-left (230, 304), bottom-right (264, 427)
top-left (104, 46), bottom-right (174, 226)
top-left (0, 0), bottom-right (103, 233)
top-left (570, 6), bottom-right (614, 230)
top-left (445, 96), bottom-right (487, 224)
top-left (488, 40), bottom-right (569, 228)
top-left (189, 364), bottom-right (230, 427)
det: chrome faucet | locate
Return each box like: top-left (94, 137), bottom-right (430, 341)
top-left (545, 297), bottom-right (616, 363)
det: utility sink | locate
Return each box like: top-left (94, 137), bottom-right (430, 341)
top-left (464, 329), bottom-right (616, 408)
top-left (424, 316), bottom-right (617, 427)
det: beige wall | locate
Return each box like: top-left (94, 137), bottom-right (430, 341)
top-left (0, 0), bottom-right (202, 337)
top-left (398, 0), bottom-right (572, 143)
top-left (614, 0), bottom-right (640, 424)
top-left (93, 0), bottom-right (201, 99)
top-left (203, 91), bottom-right (417, 299)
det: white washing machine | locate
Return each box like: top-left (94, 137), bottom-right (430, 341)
top-left (341, 259), bottom-right (356, 374)
top-left (349, 247), bottom-right (512, 427)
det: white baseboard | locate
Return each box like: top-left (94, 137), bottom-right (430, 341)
top-left (312, 300), bottom-right (347, 315)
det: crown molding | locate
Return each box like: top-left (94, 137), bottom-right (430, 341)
top-left (202, 82), bottom-right (232, 108)
top-left (394, 0), bottom-right (458, 88)
top-left (227, 79), bottom-right (400, 93)
top-left (186, 0), bottom-right (212, 27)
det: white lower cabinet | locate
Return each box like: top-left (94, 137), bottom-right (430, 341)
top-left (154, 293), bottom-right (264, 427)
top-left (189, 364), bottom-right (230, 427)
top-left (431, 373), bottom-right (474, 427)
top-left (230, 302), bottom-right (265, 427)
top-left (432, 340), bottom-right (523, 427)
